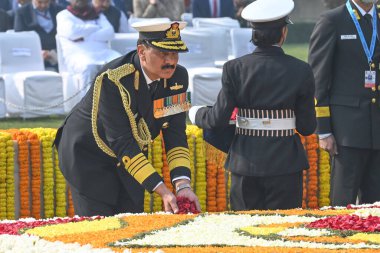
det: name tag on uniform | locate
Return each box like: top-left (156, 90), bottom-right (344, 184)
top-left (365, 70), bottom-right (376, 88)
top-left (340, 35), bottom-right (357, 40)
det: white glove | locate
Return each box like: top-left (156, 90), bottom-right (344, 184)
top-left (188, 106), bottom-right (204, 124)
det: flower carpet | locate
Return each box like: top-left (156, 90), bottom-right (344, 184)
top-left (2, 203), bottom-right (380, 253)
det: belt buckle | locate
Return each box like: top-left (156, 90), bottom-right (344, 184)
top-left (238, 117), bottom-right (248, 126)
top-left (262, 118), bottom-right (271, 125)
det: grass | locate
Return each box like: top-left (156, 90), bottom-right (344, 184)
top-left (0, 43), bottom-right (309, 130)
top-left (0, 116), bottom-right (65, 129)
top-left (283, 43), bottom-right (309, 62)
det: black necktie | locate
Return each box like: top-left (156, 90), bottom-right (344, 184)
top-left (149, 80), bottom-right (159, 99)
top-left (364, 13), bottom-right (373, 27)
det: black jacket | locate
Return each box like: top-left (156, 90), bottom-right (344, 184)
top-left (309, 0), bottom-right (380, 149)
top-left (195, 46), bottom-right (316, 177)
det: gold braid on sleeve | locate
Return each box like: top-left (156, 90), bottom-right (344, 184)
top-left (91, 64), bottom-right (152, 158)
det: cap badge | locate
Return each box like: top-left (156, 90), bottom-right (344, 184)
top-left (165, 23), bottom-right (180, 39)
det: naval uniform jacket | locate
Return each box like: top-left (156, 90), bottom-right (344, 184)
top-left (309, 1), bottom-right (380, 149)
top-left (195, 46), bottom-right (316, 177)
top-left (54, 51), bottom-right (191, 205)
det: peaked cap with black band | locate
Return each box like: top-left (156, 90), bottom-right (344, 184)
top-left (242, 0), bottom-right (294, 29)
top-left (132, 21), bottom-right (188, 52)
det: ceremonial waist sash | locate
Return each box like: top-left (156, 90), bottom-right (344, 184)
top-left (235, 109), bottom-right (296, 137)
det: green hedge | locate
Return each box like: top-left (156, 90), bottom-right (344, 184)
top-left (287, 22), bottom-right (316, 44)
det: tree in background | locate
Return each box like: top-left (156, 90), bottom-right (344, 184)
top-left (321, 0), bottom-right (345, 9)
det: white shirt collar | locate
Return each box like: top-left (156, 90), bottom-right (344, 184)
top-left (352, 0), bottom-right (375, 17)
top-left (140, 64), bottom-right (160, 86)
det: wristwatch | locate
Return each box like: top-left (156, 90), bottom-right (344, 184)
top-left (176, 183), bottom-right (191, 193)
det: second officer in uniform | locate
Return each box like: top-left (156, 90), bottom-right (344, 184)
top-left (190, 0), bottom-right (316, 211)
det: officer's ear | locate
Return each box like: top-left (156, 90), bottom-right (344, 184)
top-left (137, 44), bottom-right (147, 61)
top-left (279, 26), bottom-right (288, 46)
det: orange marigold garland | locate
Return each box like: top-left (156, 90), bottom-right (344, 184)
top-left (23, 131), bottom-right (42, 219)
top-left (67, 187), bottom-right (75, 217)
top-left (299, 134), bottom-right (307, 209)
top-left (216, 164), bottom-right (227, 211)
top-left (206, 160), bottom-right (217, 212)
top-left (10, 130), bottom-right (31, 218)
top-left (305, 134), bottom-right (319, 209)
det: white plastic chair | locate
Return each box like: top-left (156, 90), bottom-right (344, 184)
top-left (0, 31), bottom-right (64, 118)
top-left (230, 28), bottom-right (256, 59)
top-left (192, 17), bottom-right (240, 61)
top-left (181, 12), bottom-right (193, 26)
top-left (109, 32), bottom-right (139, 55)
top-left (187, 67), bottom-right (223, 106)
top-left (179, 27), bottom-right (229, 69)
top-left (192, 17), bottom-right (240, 29)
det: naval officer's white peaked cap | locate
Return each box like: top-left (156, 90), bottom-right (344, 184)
top-left (241, 0), bottom-right (294, 23)
top-left (132, 21), bottom-right (188, 52)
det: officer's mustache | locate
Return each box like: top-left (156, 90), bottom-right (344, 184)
top-left (162, 64), bottom-right (175, 70)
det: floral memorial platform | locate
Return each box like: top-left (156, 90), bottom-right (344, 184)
top-left (1, 203), bottom-right (380, 252)
top-left (0, 126), bottom-right (365, 252)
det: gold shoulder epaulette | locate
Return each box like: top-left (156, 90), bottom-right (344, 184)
top-left (107, 63), bottom-right (135, 83)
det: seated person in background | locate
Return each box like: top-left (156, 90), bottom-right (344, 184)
top-left (192, 0), bottom-right (235, 18)
top-left (7, 0), bottom-right (31, 29)
top-left (0, 9), bottom-right (11, 31)
top-left (113, 0), bottom-right (133, 18)
top-left (56, 0), bottom-right (70, 8)
top-left (14, 0), bottom-right (64, 71)
top-left (56, 0), bottom-right (121, 87)
top-left (133, 0), bottom-right (185, 21)
top-left (92, 0), bottom-right (128, 33)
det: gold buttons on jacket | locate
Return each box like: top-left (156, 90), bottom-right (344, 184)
top-left (372, 98), bottom-right (377, 104)
top-left (162, 122), bottom-right (169, 129)
top-left (378, 85), bottom-right (380, 90)
top-left (143, 146), bottom-right (148, 151)
top-left (372, 87), bottom-right (377, 91)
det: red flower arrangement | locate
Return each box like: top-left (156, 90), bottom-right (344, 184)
top-left (307, 214), bottom-right (380, 232)
top-left (176, 197), bottom-right (200, 214)
top-left (0, 216), bottom-right (102, 235)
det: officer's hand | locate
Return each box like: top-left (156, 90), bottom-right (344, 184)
top-left (188, 106), bottom-right (205, 125)
top-left (319, 135), bottom-right (338, 156)
top-left (176, 188), bottom-right (201, 212)
top-left (154, 183), bottom-right (179, 213)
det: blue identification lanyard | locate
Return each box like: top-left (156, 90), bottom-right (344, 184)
top-left (346, 1), bottom-right (377, 67)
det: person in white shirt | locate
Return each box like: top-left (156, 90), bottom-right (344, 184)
top-left (56, 0), bottom-right (121, 87)
top-left (92, 0), bottom-right (128, 33)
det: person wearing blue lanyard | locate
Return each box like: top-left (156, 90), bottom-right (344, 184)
top-left (309, 0), bottom-right (380, 206)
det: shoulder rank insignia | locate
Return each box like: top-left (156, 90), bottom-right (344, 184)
top-left (153, 92), bottom-right (191, 118)
top-left (170, 82), bottom-right (183, 90)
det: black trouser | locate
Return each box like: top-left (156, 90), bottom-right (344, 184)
top-left (69, 183), bottom-right (144, 216)
top-left (230, 171), bottom-right (303, 211)
top-left (330, 145), bottom-right (380, 206)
